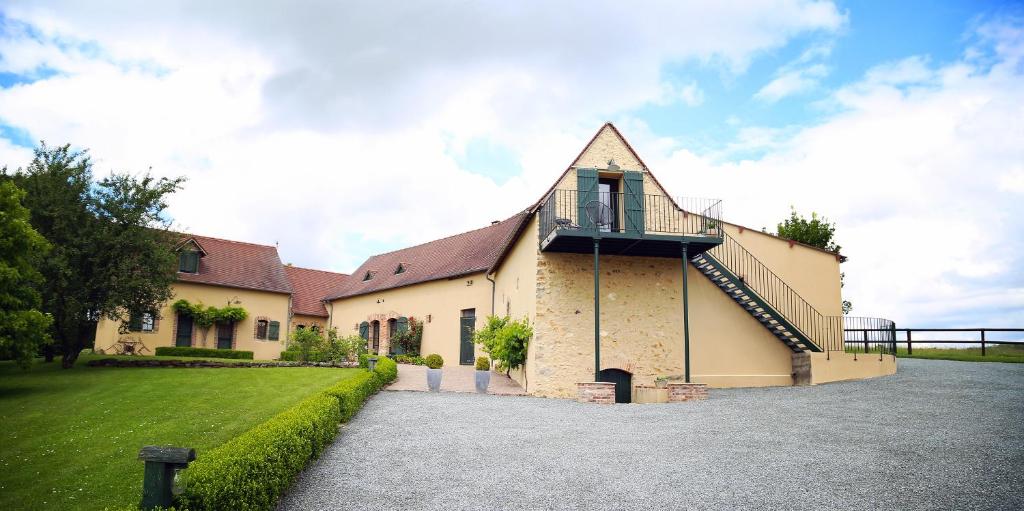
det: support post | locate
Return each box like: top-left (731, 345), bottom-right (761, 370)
top-left (139, 446), bottom-right (195, 509)
top-left (907, 329), bottom-right (912, 355)
top-left (981, 329), bottom-right (986, 357)
top-left (593, 238), bottom-right (601, 381)
top-left (682, 244), bottom-right (691, 383)
top-left (863, 330), bottom-right (869, 354)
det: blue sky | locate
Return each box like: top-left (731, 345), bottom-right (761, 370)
top-left (0, 1), bottom-right (1021, 328)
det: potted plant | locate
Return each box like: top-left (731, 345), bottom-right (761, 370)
top-left (704, 220), bottom-right (720, 236)
top-left (655, 376), bottom-right (669, 389)
top-left (475, 356), bottom-right (491, 393)
top-left (424, 353), bottom-right (443, 392)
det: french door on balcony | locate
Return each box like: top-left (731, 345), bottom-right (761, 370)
top-left (598, 179), bottom-right (620, 232)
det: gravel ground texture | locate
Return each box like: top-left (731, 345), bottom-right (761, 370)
top-left (278, 359), bottom-right (1024, 510)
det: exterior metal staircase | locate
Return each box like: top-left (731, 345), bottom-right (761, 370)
top-left (690, 233), bottom-right (844, 353)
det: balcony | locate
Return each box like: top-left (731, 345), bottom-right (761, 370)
top-left (538, 189), bottom-right (724, 258)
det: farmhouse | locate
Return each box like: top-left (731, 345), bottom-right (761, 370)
top-left (95, 123), bottom-right (896, 400)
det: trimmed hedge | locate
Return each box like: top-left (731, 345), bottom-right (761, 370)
top-left (154, 346), bottom-right (254, 360)
top-left (177, 393), bottom-right (339, 510)
top-left (175, 356), bottom-right (398, 510)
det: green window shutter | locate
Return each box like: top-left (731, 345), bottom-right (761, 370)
top-left (623, 171), bottom-right (645, 236)
top-left (576, 168), bottom-right (598, 230)
top-left (359, 321), bottom-right (369, 340)
top-left (179, 252), bottom-right (198, 273)
top-left (396, 316), bottom-right (409, 333)
top-left (268, 321), bottom-right (280, 341)
top-left (178, 253), bottom-right (188, 272)
top-left (128, 313), bottom-right (143, 332)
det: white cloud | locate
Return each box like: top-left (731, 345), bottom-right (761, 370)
top-left (0, 0), bottom-right (845, 273)
top-left (678, 81), bottom-right (705, 106)
top-left (754, 63), bottom-right (829, 102)
top-left (649, 18), bottom-right (1024, 326)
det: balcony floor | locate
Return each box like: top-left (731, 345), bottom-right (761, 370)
top-left (540, 228), bottom-right (723, 258)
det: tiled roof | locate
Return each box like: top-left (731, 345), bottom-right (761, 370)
top-left (176, 234), bottom-right (293, 294)
top-left (326, 211), bottom-right (531, 300)
top-left (285, 266), bottom-right (348, 317)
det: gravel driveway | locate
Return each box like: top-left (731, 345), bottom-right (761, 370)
top-left (278, 359), bottom-right (1024, 510)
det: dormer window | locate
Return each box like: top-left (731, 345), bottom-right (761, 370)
top-left (363, 270), bottom-right (376, 281)
top-left (394, 263), bottom-right (405, 275)
top-left (178, 251), bottom-right (199, 273)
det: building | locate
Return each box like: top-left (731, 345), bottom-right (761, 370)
top-left (96, 123), bottom-right (895, 400)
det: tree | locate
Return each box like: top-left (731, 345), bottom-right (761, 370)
top-left (3, 143), bottom-right (185, 367)
top-left (777, 207), bottom-right (852, 314)
top-left (473, 315), bottom-right (532, 376)
top-left (0, 181), bottom-right (53, 367)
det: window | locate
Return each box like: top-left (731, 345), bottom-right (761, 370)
top-left (129, 312), bottom-right (155, 332)
top-left (363, 270), bottom-right (376, 281)
top-left (394, 263), bottom-right (405, 275)
top-left (268, 321), bottom-right (280, 341)
top-left (296, 324), bottom-right (306, 331)
top-left (256, 319), bottom-right (269, 340)
top-left (178, 251), bottom-right (199, 273)
top-left (310, 325), bottom-right (319, 333)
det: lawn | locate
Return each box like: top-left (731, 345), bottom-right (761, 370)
top-left (0, 355), bottom-right (359, 510)
top-left (847, 343), bottom-right (1024, 363)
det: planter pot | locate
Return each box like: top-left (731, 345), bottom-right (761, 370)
top-left (426, 368), bottom-right (442, 392)
top-left (654, 379), bottom-right (668, 389)
top-left (475, 370), bottom-right (491, 393)
top-left (706, 228), bottom-right (719, 236)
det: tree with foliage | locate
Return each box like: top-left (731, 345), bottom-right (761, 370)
top-left (0, 181), bottom-right (53, 367)
top-left (473, 315), bottom-right (532, 376)
top-left (2, 143), bottom-right (185, 367)
top-left (777, 207), bottom-right (852, 314)
top-left (171, 299), bottom-right (248, 348)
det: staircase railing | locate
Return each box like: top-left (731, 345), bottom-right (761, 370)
top-left (703, 233), bottom-right (844, 351)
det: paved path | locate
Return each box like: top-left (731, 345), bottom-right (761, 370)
top-left (278, 359), bottom-right (1024, 510)
top-left (386, 363), bottom-right (527, 395)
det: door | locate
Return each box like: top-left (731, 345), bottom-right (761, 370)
top-left (598, 368), bottom-right (632, 403)
top-left (175, 313), bottom-right (193, 347)
top-left (371, 320), bottom-right (380, 354)
top-left (598, 178), bottom-right (620, 232)
top-left (459, 308), bottom-right (476, 365)
top-left (216, 322), bottom-right (233, 350)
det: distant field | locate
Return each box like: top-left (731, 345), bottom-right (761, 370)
top-left (0, 356), bottom-right (357, 510)
top-left (848, 343), bottom-right (1024, 363)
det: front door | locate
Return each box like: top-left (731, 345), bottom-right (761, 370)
top-left (371, 320), bottom-right (380, 354)
top-left (598, 368), bottom-right (632, 403)
top-left (598, 178), bottom-right (620, 232)
top-left (459, 308), bottom-right (476, 365)
top-left (175, 313), bottom-right (193, 347)
top-left (216, 322), bottom-right (233, 350)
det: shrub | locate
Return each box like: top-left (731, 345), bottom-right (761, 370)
top-left (475, 356), bottom-right (490, 371)
top-left (278, 350), bottom-right (300, 362)
top-left (473, 315), bottom-right (531, 376)
top-left (358, 353), bottom-right (375, 368)
top-left (177, 393), bottom-right (340, 510)
top-left (373, 356), bottom-right (398, 385)
top-left (394, 354), bottom-right (426, 365)
top-left (154, 346), bottom-right (254, 360)
top-left (424, 353), bottom-right (443, 369)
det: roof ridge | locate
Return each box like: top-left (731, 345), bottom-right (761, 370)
top-left (178, 232), bottom-right (279, 249)
top-left (360, 213), bottom-right (524, 262)
top-left (285, 265), bottom-right (348, 276)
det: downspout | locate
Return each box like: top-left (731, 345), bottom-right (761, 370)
top-left (485, 273), bottom-right (496, 316)
top-left (682, 243), bottom-right (691, 383)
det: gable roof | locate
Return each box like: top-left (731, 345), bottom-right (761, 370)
top-left (326, 211), bottom-right (531, 300)
top-left (285, 266), bottom-right (348, 317)
top-left (175, 234), bottom-right (293, 294)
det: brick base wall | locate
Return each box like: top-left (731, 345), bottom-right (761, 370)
top-left (576, 382), bottom-right (616, 404)
top-left (667, 382), bottom-right (709, 402)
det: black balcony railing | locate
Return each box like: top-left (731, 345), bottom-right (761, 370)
top-left (538, 189), bottom-right (723, 242)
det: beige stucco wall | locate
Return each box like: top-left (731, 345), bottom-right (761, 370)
top-left (810, 351), bottom-right (897, 384)
top-left (326, 274), bottom-right (491, 366)
top-left (93, 282), bottom-right (291, 360)
top-left (573, 126), bottom-right (645, 170)
top-left (528, 251), bottom-right (796, 398)
top-left (492, 217), bottom-right (540, 387)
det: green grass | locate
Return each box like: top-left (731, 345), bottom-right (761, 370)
top-left (847, 343), bottom-right (1024, 363)
top-left (0, 356), bottom-right (359, 510)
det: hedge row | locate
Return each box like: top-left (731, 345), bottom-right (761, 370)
top-left (154, 346), bottom-right (254, 360)
top-left (175, 356), bottom-right (398, 510)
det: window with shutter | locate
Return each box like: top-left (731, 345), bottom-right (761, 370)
top-left (358, 321), bottom-right (369, 339)
top-left (256, 319), bottom-right (269, 340)
top-left (396, 316), bottom-right (409, 333)
top-left (128, 313), bottom-right (143, 332)
top-left (178, 251), bottom-right (199, 273)
top-left (268, 321), bottom-right (280, 341)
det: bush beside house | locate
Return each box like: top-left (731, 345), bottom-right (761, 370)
top-left (154, 346), bottom-right (254, 360)
top-left (175, 357), bottom-right (398, 510)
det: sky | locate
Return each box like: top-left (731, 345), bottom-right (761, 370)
top-left (0, 1), bottom-right (1021, 331)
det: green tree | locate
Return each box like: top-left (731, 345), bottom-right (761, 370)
top-left (3, 143), bottom-right (185, 367)
top-left (473, 315), bottom-right (532, 376)
top-left (0, 181), bottom-right (53, 367)
top-left (777, 207), bottom-right (852, 314)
